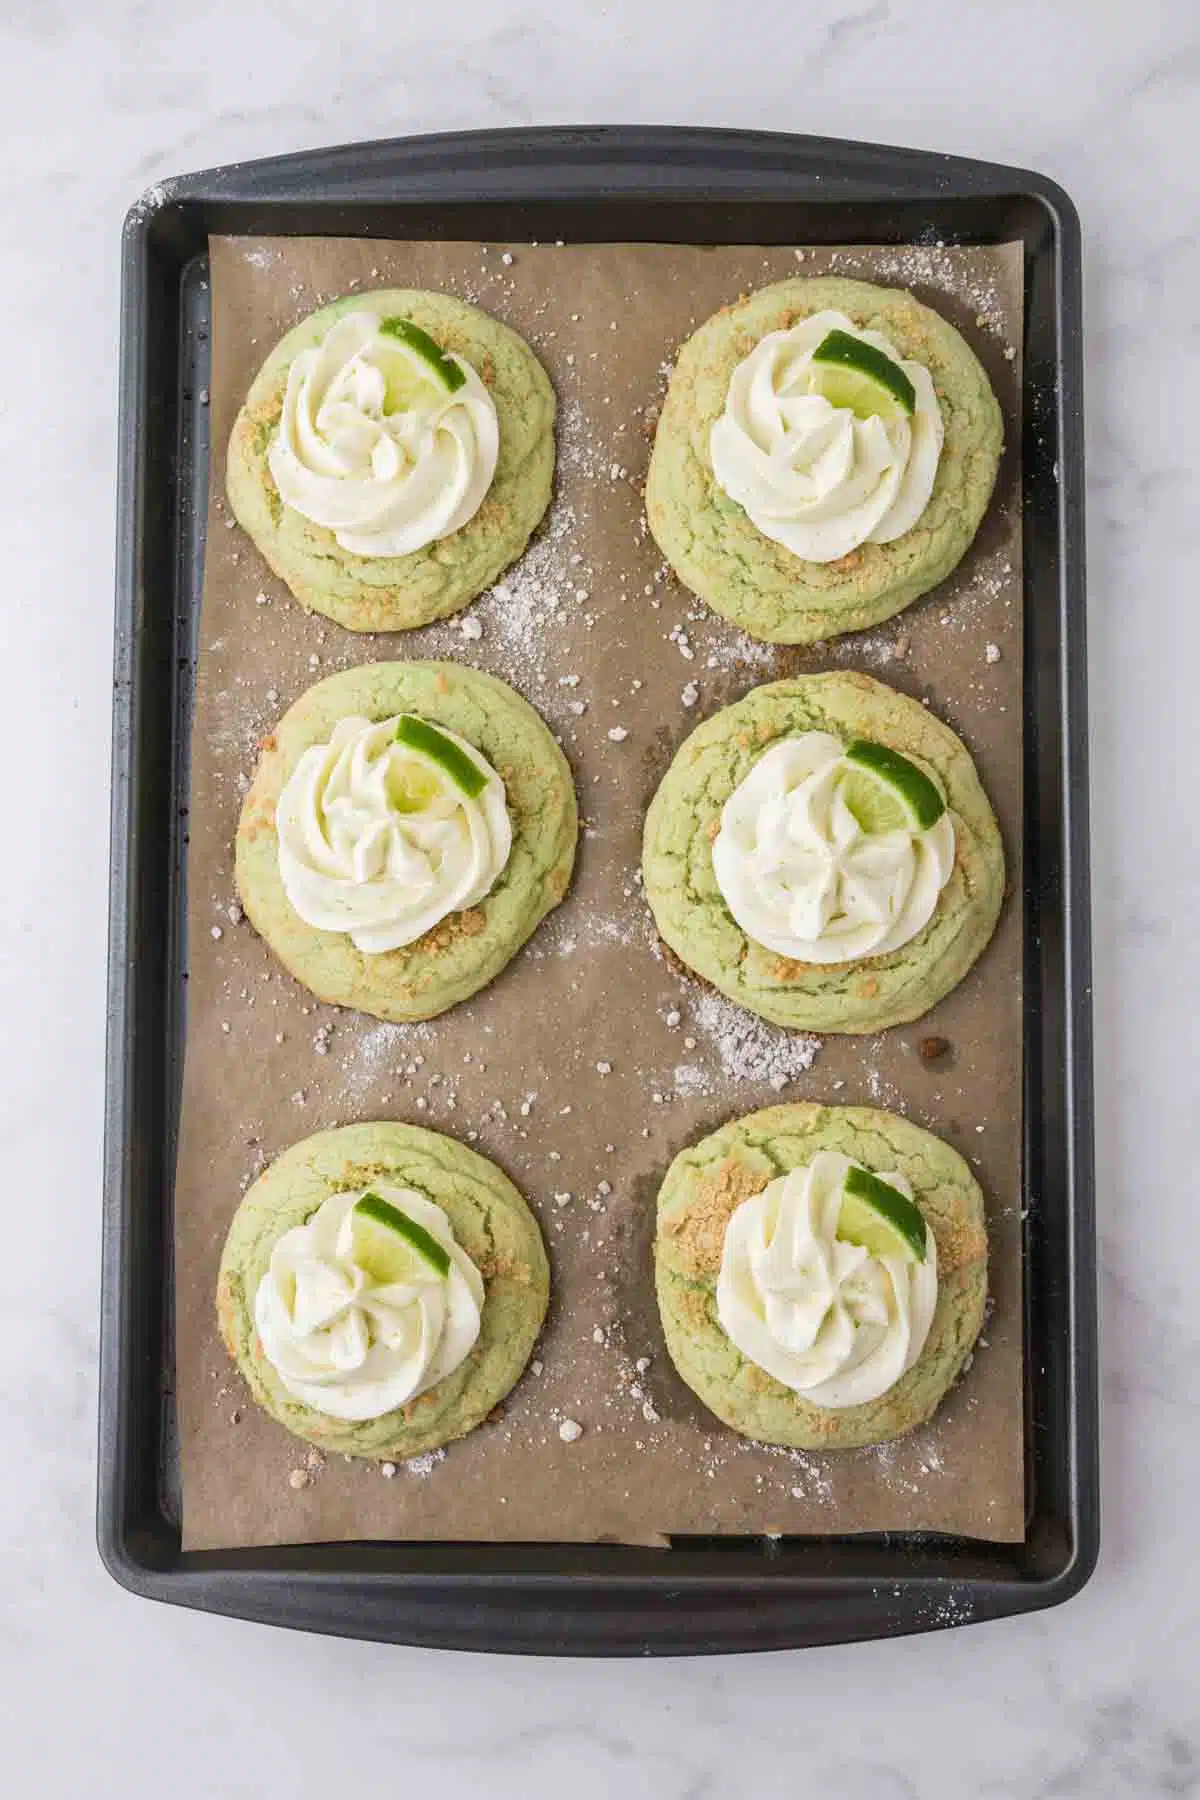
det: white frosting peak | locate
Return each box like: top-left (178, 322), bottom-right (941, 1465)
top-left (276, 713), bottom-right (512, 954)
top-left (255, 1185), bottom-right (483, 1421)
top-left (268, 311), bottom-right (499, 557)
top-left (716, 1151), bottom-right (937, 1408)
top-left (709, 309), bottom-right (942, 563)
top-left (711, 733), bottom-right (954, 964)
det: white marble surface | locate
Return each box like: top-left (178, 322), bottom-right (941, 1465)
top-left (2, 0), bottom-right (1196, 1792)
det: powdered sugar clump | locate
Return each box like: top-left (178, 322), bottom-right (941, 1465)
top-left (672, 1062), bottom-right (709, 1096)
top-left (702, 632), bottom-right (777, 675)
top-left (404, 1449), bottom-right (446, 1478)
top-left (691, 989), bottom-right (821, 1090)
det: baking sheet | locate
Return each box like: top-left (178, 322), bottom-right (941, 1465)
top-left (177, 234), bottom-right (1025, 1550)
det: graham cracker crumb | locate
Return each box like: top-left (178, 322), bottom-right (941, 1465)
top-left (663, 1156), bottom-right (768, 1275)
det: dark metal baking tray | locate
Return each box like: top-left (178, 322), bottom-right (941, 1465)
top-left (101, 125), bottom-right (1096, 1654)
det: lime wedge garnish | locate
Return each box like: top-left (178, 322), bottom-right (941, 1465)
top-left (394, 715), bottom-right (488, 799)
top-left (838, 1164), bottom-right (928, 1263)
top-left (378, 317), bottom-right (466, 395)
top-left (384, 757), bottom-right (444, 815)
top-left (841, 739), bottom-right (945, 834)
top-left (351, 1192), bottom-right (451, 1283)
top-left (376, 351), bottom-right (440, 416)
top-left (810, 328), bottom-right (916, 421)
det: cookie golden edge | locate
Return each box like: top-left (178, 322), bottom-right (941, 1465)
top-left (216, 1121), bottom-right (550, 1460)
top-left (646, 275), bottom-right (1004, 644)
top-left (226, 288), bottom-right (556, 631)
top-left (654, 1103), bottom-right (987, 1450)
top-left (235, 659), bottom-right (578, 1023)
top-left (641, 671), bottom-right (1006, 1034)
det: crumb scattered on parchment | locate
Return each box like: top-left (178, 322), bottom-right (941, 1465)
top-left (862, 1060), bottom-right (902, 1109)
top-left (287, 1450), bottom-right (324, 1490)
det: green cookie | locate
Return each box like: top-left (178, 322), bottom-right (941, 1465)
top-left (655, 1103), bottom-right (987, 1450)
top-left (642, 672), bottom-right (1004, 1034)
top-left (217, 1122), bottom-right (549, 1460)
top-left (236, 660), bottom-right (577, 1021)
top-left (646, 276), bottom-right (1003, 643)
top-left (226, 289), bottom-right (555, 631)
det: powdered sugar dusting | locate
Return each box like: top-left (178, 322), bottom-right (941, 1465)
top-left (528, 890), bottom-right (639, 961)
top-left (701, 632), bottom-right (777, 675)
top-left (690, 989), bottom-right (821, 1090)
top-left (830, 240), bottom-right (1008, 340)
top-left (762, 1444), bottom-right (835, 1503)
top-left (672, 1063), bottom-right (709, 1097)
top-left (338, 1020), bottom-right (433, 1100)
top-left (930, 544), bottom-right (1016, 633)
top-left (819, 628), bottom-right (909, 671)
top-left (473, 498), bottom-right (579, 695)
top-left (862, 1060), bottom-right (903, 1109)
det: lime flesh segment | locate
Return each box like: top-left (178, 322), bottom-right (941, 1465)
top-left (394, 715), bottom-right (488, 799)
top-left (838, 1164), bottom-right (928, 1263)
top-left (351, 1192), bottom-right (451, 1282)
top-left (842, 738), bottom-right (946, 833)
top-left (384, 757), bottom-right (444, 815)
top-left (375, 348), bottom-right (441, 417)
top-left (378, 317), bottom-right (466, 394)
top-left (810, 328), bottom-right (916, 421)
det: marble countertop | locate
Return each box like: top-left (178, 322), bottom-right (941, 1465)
top-left (3, 0), bottom-right (1195, 1793)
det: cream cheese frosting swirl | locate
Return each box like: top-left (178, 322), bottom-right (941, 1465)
top-left (276, 714), bottom-right (512, 953)
top-left (711, 732), bottom-right (954, 964)
top-left (255, 1184), bottom-right (483, 1422)
top-left (709, 309), bottom-right (943, 563)
top-left (268, 311), bottom-right (500, 557)
top-left (716, 1152), bottom-right (937, 1408)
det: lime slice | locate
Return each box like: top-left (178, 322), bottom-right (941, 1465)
top-left (841, 739), bottom-right (945, 834)
top-left (351, 1192), bottom-right (451, 1283)
top-left (384, 757), bottom-right (444, 816)
top-left (810, 328), bottom-right (915, 421)
top-left (394, 715), bottom-right (488, 799)
top-left (838, 1164), bottom-right (928, 1263)
top-left (375, 350), bottom-right (441, 416)
top-left (378, 317), bottom-right (466, 395)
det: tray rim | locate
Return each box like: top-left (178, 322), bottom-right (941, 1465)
top-left (100, 123), bottom-right (1096, 1655)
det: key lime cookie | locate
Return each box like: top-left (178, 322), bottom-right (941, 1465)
top-left (236, 660), bottom-right (577, 1021)
top-left (217, 1122), bottom-right (549, 1459)
top-left (642, 672), bottom-right (1004, 1033)
top-left (226, 290), bottom-right (555, 630)
top-left (655, 1103), bottom-right (987, 1449)
top-left (646, 276), bottom-right (1003, 642)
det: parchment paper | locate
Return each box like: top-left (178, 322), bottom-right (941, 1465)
top-left (177, 235), bottom-right (1025, 1550)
